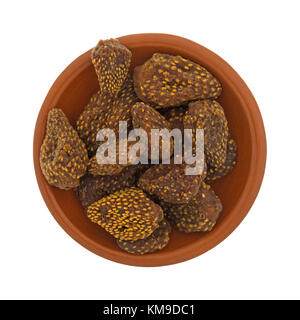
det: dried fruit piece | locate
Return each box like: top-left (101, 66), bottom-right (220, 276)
top-left (161, 182), bottom-right (222, 232)
top-left (76, 175), bottom-right (106, 208)
top-left (87, 187), bottom-right (164, 241)
top-left (133, 53), bottom-right (221, 107)
top-left (91, 38), bottom-right (132, 96)
top-left (76, 78), bottom-right (138, 156)
top-left (117, 219), bottom-right (171, 255)
top-left (131, 102), bottom-right (174, 160)
top-left (184, 99), bottom-right (229, 169)
top-left (206, 137), bottom-right (237, 181)
top-left (77, 165), bottom-right (139, 208)
top-left (40, 108), bottom-right (88, 190)
top-left (138, 162), bottom-right (205, 204)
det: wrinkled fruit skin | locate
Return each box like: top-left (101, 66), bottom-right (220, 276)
top-left (138, 163), bottom-right (205, 204)
top-left (117, 219), bottom-right (171, 255)
top-left (87, 187), bottom-right (164, 241)
top-left (162, 106), bottom-right (187, 132)
top-left (77, 165), bottom-right (139, 208)
top-left (184, 99), bottom-right (229, 169)
top-left (40, 108), bottom-right (88, 190)
top-left (91, 39), bottom-right (132, 97)
top-left (88, 154), bottom-right (125, 176)
top-left (84, 90), bottom-right (114, 111)
top-left (76, 77), bottom-right (139, 156)
top-left (131, 102), bottom-right (174, 160)
top-left (161, 182), bottom-right (222, 232)
top-left (133, 53), bottom-right (221, 108)
top-left (206, 137), bottom-right (237, 181)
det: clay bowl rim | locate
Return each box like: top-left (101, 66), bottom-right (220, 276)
top-left (33, 33), bottom-right (267, 267)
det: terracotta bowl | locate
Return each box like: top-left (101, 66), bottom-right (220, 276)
top-left (33, 34), bottom-right (266, 267)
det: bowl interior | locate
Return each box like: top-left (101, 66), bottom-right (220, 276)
top-left (34, 34), bottom-right (257, 266)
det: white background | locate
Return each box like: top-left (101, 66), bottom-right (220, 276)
top-left (0, 0), bottom-right (299, 300)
